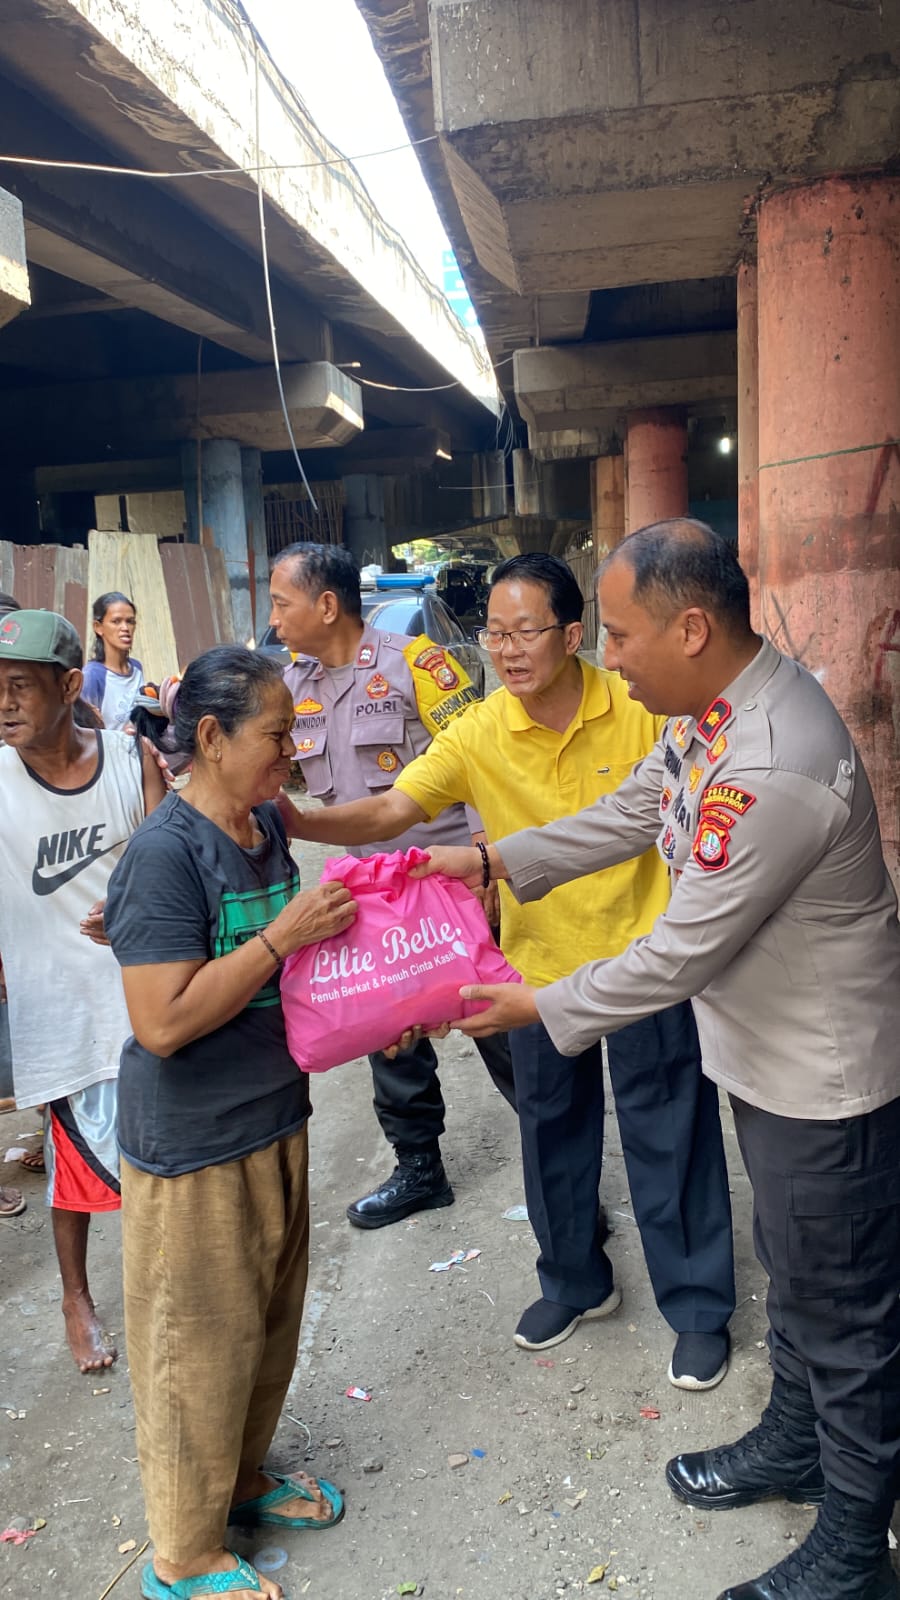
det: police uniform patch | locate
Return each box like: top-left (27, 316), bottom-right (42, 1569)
top-left (414, 644), bottom-right (460, 692)
top-left (693, 821), bottom-right (730, 872)
top-left (296, 737), bottom-right (316, 753)
top-left (688, 763), bottom-right (703, 794)
top-left (660, 787), bottom-right (673, 812)
top-left (672, 717), bottom-right (690, 747)
top-left (661, 825), bottom-right (677, 861)
top-left (404, 634), bottom-right (475, 737)
top-left (377, 750), bottom-right (399, 773)
top-left (366, 673), bottom-right (390, 700)
top-left (357, 644), bottom-right (375, 666)
top-left (709, 733), bottom-right (728, 761)
top-left (294, 697), bottom-right (323, 716)
top-left (702, 783), bottom-right (756, 816)
top-left (697, 698), bottom-right (732, 743)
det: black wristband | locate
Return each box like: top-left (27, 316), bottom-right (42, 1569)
top-left (475, 839), bottom-right (491, 889)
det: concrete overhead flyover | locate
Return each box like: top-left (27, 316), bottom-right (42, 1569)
top-left (360, 0), bottom-right (900, 879)
top-left (0, 0), bottom-right (506, 634)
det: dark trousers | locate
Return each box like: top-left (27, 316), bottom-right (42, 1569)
top-left (731, 1093), bottom-right (900, 1502)
top-left (510, 1001), bottom-right (735, 1331)
top-left (369, 1031), bottom-right (516, 1152)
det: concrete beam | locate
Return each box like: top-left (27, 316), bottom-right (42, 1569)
top-left (513, 450), bottom-right (591, 520)
top-left (527, 427), bottom-right (623, 463)
top-left (36, 460), bottom-right (183, 497)
top-left (0, 187), bottom-right (30, 329)
top-left (513, 334), bottom-right (737, 441)
top-left (0, 74), bottom-right (330, 365)
top-left (430, 0), bottom-right (900, 293)
top-left (0, 363), bottom-right (363, 466)
top-left (0, 0), bottom-right (497, 414)
top-left (339, 427), bottom-right (453, 475)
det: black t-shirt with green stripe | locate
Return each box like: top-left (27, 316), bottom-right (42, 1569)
top-left (106, 791), bottom-right (309, 1176)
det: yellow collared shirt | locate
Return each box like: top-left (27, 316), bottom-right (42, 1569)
top-left (394, 660), bottom-right (670, 986)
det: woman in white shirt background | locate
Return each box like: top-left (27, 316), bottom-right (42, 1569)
top-left (81, 591), bottom-right (144, 731)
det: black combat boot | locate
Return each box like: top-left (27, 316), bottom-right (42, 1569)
top-left (346, 1146), bottom-right (454, 1229)
top-left (666, 1372), bottom-right (825, 1510)
top-left (717, 1486), bottom-right (900, 1599)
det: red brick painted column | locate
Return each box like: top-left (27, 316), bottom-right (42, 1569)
top-left (757, 176), bottom-right (900, 881)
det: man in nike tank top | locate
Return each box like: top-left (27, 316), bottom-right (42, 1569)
top-left (0, 610), bottom-right (165, 1372)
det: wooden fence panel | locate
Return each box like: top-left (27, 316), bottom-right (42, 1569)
top-left (160, 544), bottom-right (235, 669)
top-left (88, 530), bottom-right (178, 686)
top-left (0, 542), bottom-right (89, 645)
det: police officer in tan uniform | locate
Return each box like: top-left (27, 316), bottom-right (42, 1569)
top-left (269, 542), bottom-right (514, 1228)
top-left (415, 520), bottom-right (900, 1600)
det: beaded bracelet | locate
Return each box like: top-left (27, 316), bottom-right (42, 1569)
top-left (475, 839), bottom-right (491, 889)
top-left (257, 929), bottom-right (283, 966)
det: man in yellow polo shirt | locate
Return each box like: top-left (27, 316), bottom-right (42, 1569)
top-left (284, 553), bottom-right (735, 1388)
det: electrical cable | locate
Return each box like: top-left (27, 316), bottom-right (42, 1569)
top-left (253, 38), bottom-right (318, 513)
top-left (356, 354), bottom-right (513, 396)
top-left (0, 137), bottom-right (439, 184)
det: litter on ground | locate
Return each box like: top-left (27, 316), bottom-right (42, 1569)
top-left (429, 1248), bottom-right (481, 1273)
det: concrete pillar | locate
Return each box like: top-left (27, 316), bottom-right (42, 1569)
top-left (591, 454), bottom-right (625, 562)
top-left (737, 260), bottom-right (760, 628)
top-left (241, 447), bottom-right (269, 639)
top-left (181, 439), bottom-right (253, 643)
top-left (625, 408), bottom-right (688, 533)
top-left (343, 474), bottom-right (388, 569)
top-left (757, 175), bottom-right (900, 882)
top-left (0, 187), bottom-right (30, 330)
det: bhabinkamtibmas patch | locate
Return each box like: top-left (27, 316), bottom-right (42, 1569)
top-left (404, 635), bottom-right (479, 737)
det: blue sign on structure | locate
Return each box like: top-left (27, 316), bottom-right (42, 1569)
top-left (442, 248), bottom-right (479, 330)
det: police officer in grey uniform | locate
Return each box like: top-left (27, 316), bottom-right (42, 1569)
top-left (416, 520), bottom-right (900, 1600)
top-left (269, 543), bottom-right (515, 1228)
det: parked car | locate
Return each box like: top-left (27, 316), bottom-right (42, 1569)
top-left (257, 573), bottom-right (485, 697)
top-left (436, 561), bottom-right (492, 635)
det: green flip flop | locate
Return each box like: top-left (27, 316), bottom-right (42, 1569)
top-left (140, 1552), bottom-right (263, 1596)
top-left (230, 1471), bottom-right (344, 1531)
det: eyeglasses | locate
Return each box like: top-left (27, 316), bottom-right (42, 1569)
top-left (474, 623), bottom-right (568, 652)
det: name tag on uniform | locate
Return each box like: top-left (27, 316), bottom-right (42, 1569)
top-left (354, 697), bottom-right (401, 717)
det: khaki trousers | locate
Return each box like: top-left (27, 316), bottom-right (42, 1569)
top-left (121, 1126), bottom-right (309, 1564)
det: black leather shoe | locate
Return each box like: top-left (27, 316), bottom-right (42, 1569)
top-left (719, 1550), bottom-right (899, 1600)
top-left (716, 1487), bottom-right (900, 1599)
top-left (347, 1152), bottom-right (454, 1229)
top-left (667, 1447), bottom-right (825, 1511)
top-left (666, 1373), bottom-right (825, 1510)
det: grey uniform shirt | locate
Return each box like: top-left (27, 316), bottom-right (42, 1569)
top-left (283, 620), bottom-right (480, 856)
top-left (498, 638), bottom-right (900, 1119)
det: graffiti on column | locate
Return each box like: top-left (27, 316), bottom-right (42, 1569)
top-left (762, 591), bottom-right (812, 668)
top-left (863, 439), bottom-right (900, 523)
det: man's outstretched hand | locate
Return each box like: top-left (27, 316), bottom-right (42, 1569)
top-left (407, 846), bottom-right (483, 888)
top-left (452, 982), bottom-right (540, 1036)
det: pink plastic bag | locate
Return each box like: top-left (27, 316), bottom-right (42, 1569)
top-left (281, 847), bottom-right (521, 1072)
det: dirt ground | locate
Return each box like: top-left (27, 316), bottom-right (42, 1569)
top-left (1, 1063), bottom-right (815, 1599)
top-left (1, 828), bottom-right (821, 1600)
